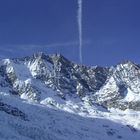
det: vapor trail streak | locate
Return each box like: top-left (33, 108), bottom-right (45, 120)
top-left (78, 0), bottom-right (83, 63)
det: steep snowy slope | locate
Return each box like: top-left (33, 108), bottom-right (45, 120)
top-left (0, 53), bottom-right (140, 140)
top-left (94, 60), bottom-right (140, 110)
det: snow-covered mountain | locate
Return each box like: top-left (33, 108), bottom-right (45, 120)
top-left (0, 52), bottom-right (140, 140)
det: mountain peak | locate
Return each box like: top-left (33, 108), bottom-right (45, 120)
top-left (0, 53), bottom-right (140, 111)
top-left (0, 52), bottom-right (140, 139)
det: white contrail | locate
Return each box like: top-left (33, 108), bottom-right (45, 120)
top-left (78, 0), bottom-right (83, 63)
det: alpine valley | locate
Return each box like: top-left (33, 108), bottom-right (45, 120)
top-left (0, 52), bottom-right (140, 140)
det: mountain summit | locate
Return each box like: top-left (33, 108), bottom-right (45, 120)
top-left (0, 53), bottom-right (140, 140)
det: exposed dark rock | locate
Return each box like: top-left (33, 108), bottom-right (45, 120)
top-left (0, 101), bottom-right (28, 121)
top-left (0, 53), bottom-right (140, 110)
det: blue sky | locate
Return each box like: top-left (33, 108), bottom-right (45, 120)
top-left (0, 0), bottom-right (140, 66)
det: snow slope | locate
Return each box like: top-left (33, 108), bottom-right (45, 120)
top-left (0, 53), bottom-right (140, 140)
top-left (0, 92), bottom-right (140, 140)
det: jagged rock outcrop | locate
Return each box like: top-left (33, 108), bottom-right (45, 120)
top-left (0, 53), bottom-right (140, 110)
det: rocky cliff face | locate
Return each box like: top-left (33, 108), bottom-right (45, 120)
top-left (0, 52), bottom-right (140, 111)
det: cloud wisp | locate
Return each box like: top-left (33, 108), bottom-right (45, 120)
top-left (0, 40), bottom-right (91, 59)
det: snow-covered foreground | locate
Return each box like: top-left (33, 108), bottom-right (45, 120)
top-left (0, 93), bottom-right (140, 140)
